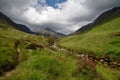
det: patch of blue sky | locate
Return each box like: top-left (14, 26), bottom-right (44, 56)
top-left (37, 0), bottom-right (67, 8)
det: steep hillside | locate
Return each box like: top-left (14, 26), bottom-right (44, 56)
top-left (58, 7), bottom-right (120, 80)
top-left (59, 7), bottom-right (120, 59)
top-left (0, 12), bottom-right (34, 34)
top-left (74, 7), bottom-right (120, 34)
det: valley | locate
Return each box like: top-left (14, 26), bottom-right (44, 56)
top-left (0, 7), bottom-right (120, 80)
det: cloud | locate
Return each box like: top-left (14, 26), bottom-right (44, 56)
top-left (0, 0), bottom-right (120, 34)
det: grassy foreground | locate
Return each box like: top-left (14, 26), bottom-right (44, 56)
top-left (0, 14), bottom-right (120, 80)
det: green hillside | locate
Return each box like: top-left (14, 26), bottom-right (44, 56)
top-left (59, 16), bottom-right (120, 58)
top-left (0, 20), bottom-right (47, 75)
top-left (58, 9), bottom-right (120, 80)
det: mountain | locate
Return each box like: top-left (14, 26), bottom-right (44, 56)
top-left (0, 12), bottom-right (33, 34)
top-left (74, 6), bottom-right (120, 34)
top-left (38, 27), bottom-right (65, 37)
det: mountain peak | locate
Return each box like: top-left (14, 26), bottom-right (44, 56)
top-left (39, 27), bottom-right (65, 37)
top-left (43, 27), bottom-right (55, 32)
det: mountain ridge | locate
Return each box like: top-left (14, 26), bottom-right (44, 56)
top-left (0, 12), bottom-right (34, 34)
top-left (73, 6), bottom-right (120, 35)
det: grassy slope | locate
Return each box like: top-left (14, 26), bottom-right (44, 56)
top-left (0, 19), bottom-right (77, 80)
top-left (58, 17), bottom-right (120, 80)
top-left (59, 17), bottom-right (120, 58)
top-left (0, 21), bottom-right (48, 75)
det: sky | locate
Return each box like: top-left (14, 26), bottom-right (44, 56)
top-left (0, 0), bottom-right (120, 34)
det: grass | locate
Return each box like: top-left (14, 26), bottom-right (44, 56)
top-left (59, 17), bottom-right (120, 58)
top-left (0, 22), bottom-right (77, 80)
top-left (0, 12), bottom-right (120, 80)
top-left (1, 49), bottom-right (76, 80)
top-left (0, 21), bottom-right (48, 76)
top-left (96, 65), bottom-right (120, 80)
top-left (0, 37), bottom-right (16, 75)
top-left (58, 16), bottom-right (120, 80)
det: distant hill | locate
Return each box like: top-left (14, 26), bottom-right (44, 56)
top-left (73, 6), bottom-right (120, 34)
top-left (0, 12), bottom-right (34, 34)
top-left (38, 27), bottom-right (65, 37)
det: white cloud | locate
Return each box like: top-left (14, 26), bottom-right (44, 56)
top-left (21, 0), bottom-right (92, 34)
top-left (0, 0), bottom-right (120, 34)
